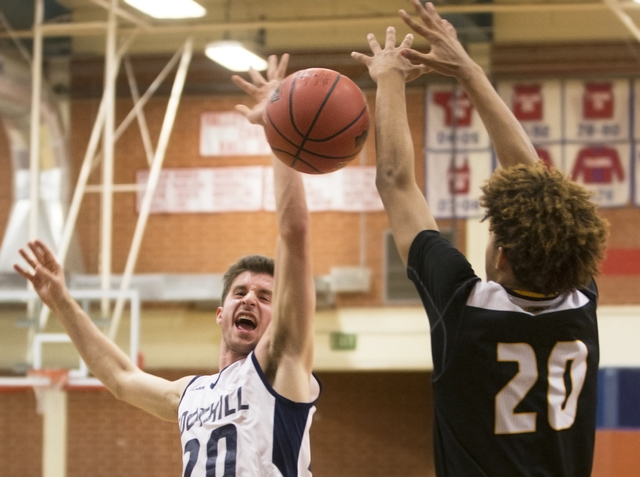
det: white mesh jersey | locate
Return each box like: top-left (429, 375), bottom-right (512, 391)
top-left (178, 352), bottom-right (320, 477)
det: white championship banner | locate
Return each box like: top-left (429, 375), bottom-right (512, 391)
top-left (496, 78), bottom-right (633, 208)
top-left (137, 166), bottom-right (384, 214)
top-left (200, 111), bottom-right (272, 156)
top-left (497, 80), bottom-right (563, 148)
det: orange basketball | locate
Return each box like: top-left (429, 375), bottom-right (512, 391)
top-left (264, 68), bottom-right (369, 174)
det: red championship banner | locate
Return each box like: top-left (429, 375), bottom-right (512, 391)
top-left (426, 84), bottom-right (490, 151)
top-left (426, 151), bottom-right (492, 219)
top-left (565, 143), bottom-right (630, 206)
top-left (564, 79), bottom-right (630, 142)
top-left (497, 80), bottom-right (562, 146)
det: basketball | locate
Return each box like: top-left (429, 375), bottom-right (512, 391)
top-left (264, 68), bottom-right (369, 174)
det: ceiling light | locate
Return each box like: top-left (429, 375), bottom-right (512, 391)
top-left (205, 41), bottom-right (268, 72)
top-left (124, 0), bottom-right (206, 19)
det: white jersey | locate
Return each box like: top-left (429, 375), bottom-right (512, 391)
top-left (178, 352), bottom-right (320, 477)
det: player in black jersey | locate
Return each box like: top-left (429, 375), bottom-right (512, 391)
top-left (353, 1), bottom-right (609, 475)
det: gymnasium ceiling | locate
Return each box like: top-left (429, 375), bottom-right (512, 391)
top-left (2, 0), bottom-right (640, 95)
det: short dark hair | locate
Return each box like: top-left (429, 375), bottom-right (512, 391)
top-left (480, 162), bottom-right (609, 294)
top-left (221, 255), bottom-right (275, 304)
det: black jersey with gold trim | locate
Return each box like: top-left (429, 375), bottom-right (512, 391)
top-left (408, 230), bottom-right (598, 477)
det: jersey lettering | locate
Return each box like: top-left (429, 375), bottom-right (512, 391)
top-left (548, 341), bottom-right (589, 430)
top-left (495, 341), bottom-right (589, 435)
top-left (495, 343), bottom-right (537, 434)
top-left (183, 424), bottom-right (238, 477)
top-left (179, 386), bottom-right (250, 434)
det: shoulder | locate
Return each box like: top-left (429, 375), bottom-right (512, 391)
top-left (250, 352), bottom-right (321, 405)
top-left (408, 230), bottom-right (450, 263)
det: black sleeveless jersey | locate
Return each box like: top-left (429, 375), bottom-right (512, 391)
top-left (408, 230), bottom-right (599, 477)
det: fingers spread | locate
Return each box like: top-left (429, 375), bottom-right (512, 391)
top-left (385, 26), bottom-right (397, 49)
top-left (235, 104), bottom-right (251, 117)
top-left (231, 75), bottom-right (256, 95)
top-left (400, 48), bottom-right (431, 67)
top-left (33, 239), bottom-right (53, 261)
top-left (247, 67), bottom-right (265, 86)
top-left (367, 33), bottom-right (382, 54)
top-left (400, 9), bottom-right (429, 38)
top-left (400, 33), bottom-right (414, 49)
top-left (350, 51), bottom-right (371, 65)
top-left (19, 248), bottom-right (37, 269)
top-left (13, 263), bottom-right (31, 280)
top-left (275, 53), bottom-right (290, 80)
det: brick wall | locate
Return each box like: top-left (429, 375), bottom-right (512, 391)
top-left (0, 371), bottom-right (434, 477)
top-left (67, 91), bottom-right (429, 309)
top-left (0, 87), bottom-right (634, 305)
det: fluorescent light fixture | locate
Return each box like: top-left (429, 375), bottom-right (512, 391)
top-left (205, 41), bottom-right (268, 72)
top-left (124, 0), bottom-right (206, 19)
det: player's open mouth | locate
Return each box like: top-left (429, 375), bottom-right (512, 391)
top-left (236, 315), bottom-right (257, 332)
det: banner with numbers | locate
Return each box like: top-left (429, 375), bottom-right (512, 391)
top-left (495, 78), bottom-right (634, 208)
top-left (498, 80), bottom-right (563, 148)
top-left (425, 84), bottom-right (493, 218)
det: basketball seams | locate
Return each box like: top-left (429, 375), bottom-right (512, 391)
top-left (289, 73), bottom-right (342, 168)
top-left (303, 105), bottom-right (368, 143)
top-left (265, 108), bottom-right (362, 171)
top-left (264, 67), bottom-right (370, 174)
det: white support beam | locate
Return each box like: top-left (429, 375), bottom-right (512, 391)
top-left (124, 57), bottom-right (155, 166)
top-left (28, 0), bottom-right (43, 245)
top-left (88, 48), bottom-right (183, 175)
top-left (41, 388), bottom-right (67, 477)
top-left (110, 38), bottom-right (194, 340)
top-left (89, 0), bottom-right (150, 29)
top-left (0, 9), bottom-right (32, 63)
top-left (26, 0), bottom-right (44, 358)
top-left (603, 0), bottom-right (640, 42)
top-left (100, 0), bottom-right (118, 317)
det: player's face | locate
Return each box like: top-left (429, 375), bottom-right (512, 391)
top-left (216, 271), bottom-right (274, 357)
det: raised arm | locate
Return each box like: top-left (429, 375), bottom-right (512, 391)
top-left (232, 56), bottom-right (315, 402)
top-left (352, 27), bottom-right (434, 264)
top-left (14, 241), bottom-right (191, 421)
top-left (400, 0), bottom-right (538, 169)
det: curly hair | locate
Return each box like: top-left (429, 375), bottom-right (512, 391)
top-left (480, 162), bottom-right (608, 294)
top-left (221, 255), bottom-right (275, 304)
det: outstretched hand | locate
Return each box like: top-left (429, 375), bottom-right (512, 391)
top-left (351, 26), bottom-right (429, 83)
top-left (14, 240), bottom-right (69, 310)
top-left (231, 54), bottom-right (290, 126)
top-left (399, 0), bottom-right (476, 80)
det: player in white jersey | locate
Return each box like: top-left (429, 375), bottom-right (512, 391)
top-left (15, 53), bottom-right (320, 476)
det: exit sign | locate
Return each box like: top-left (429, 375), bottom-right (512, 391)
top-left (330, 332), bottom-right (357, 351)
